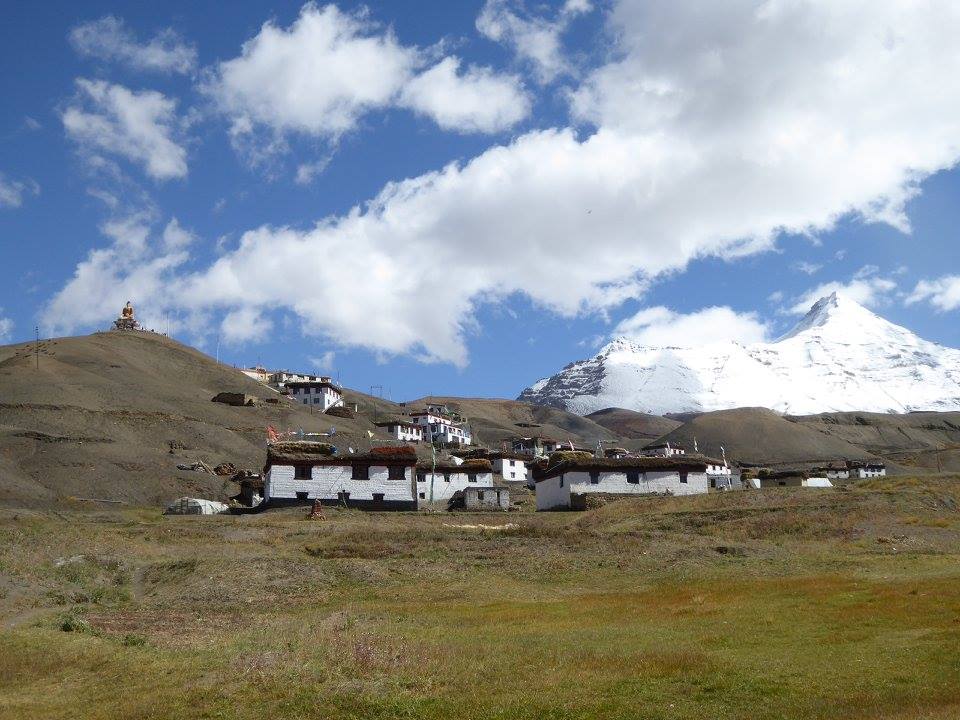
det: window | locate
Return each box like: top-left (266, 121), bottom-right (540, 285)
top-left (627, 471), bottom-right (640, 484)
top-left (295, 491), bottom-right (309, 501)
top-left (443, 473), bottom-right (451, 483)
top-left (590, 471), bottom-right (600, 485)
top-left (468, 474), bottom-right (477, 483)
top-left (294, 466), bottom-right (311, 480)
top-left (418, 492), bottom-right (425, 499)
top-left (372, 493), bottom-right (385, 503)
top-left (680, 472), bottom-right (688, 484)
top-left (510, 472), bottom-right (515, 479)
top-left (477, 491), bottom-right (485, 501)
top-left (338, 491), bottom-right (351, 503)
top-left (302, 399), bottom-right (308, 405)
top-left (313, 397), bottom-right (319, 404)
top-left (416, 472), bottom-right (426, 483)
top-left (388, 465), bottom-right (406, 481)
top-left (509, 459), bottom-right (515, 467)
top-left (352, 464), bottom-right (369, 480)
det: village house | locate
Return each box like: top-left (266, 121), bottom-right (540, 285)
top-left (640, 442), bottom-right (687, 458)
top-left (489, 453), bottom-right (528, 484)
top-left (410, 408), bottom-right (472, 446)
top-left (374, 420), bottom-right (424, 443)
top-left (510, 436), bottom-right (562, 457)
top-left (271, 370), bottom-right (327, 388)
top-left (461, 485), bottom-right (511, 511)
top-left (286, 379), bottom-right (344, 411)
top-left (847, 460), bottom-right (887, 478)
top-left (263, 443), bottom-right (418, 509)
top-left (240, 365), bottom-right (271, 383)
top-left (816, 462), bottom-right (851, 481)
top-left (534, 454), bottom-right (709, 511)
top-left (415, 459), bottom-right (493, 505)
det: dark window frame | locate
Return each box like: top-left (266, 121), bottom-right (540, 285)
top-left (294, 465), bottom-right (311, 480)
top-left (388, 465), bottom-right (406, 481)
top-left (590, 471), bottom-right (600, 484)
top-left (352, 464), bottom-right (369, 480)
top-left (626, 471), bottom-right (640, 484)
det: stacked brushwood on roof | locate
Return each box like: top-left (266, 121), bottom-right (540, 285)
top-left (417, 458), bottom-right (494, 473)
top-left (532, 453), bottom-right (709, 481)
top-left (266, 441), bottom-right (336, 465)
top-left (266, 443), bottom-right (416, 468)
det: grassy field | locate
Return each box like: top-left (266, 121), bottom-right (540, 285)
top-left (1, 477), bottom-right (959, 719)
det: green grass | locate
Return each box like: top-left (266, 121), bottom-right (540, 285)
top-left (1, 478), bottom-right (959, 719)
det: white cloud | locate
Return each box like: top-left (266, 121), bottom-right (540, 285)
top-left (40, 212), bottom-right (191, 335)
top-left (161, 218), bottom-right (195, 250)
top-left (23, 116), bottom-right (42, 131)
top-left (787, 271), bottom-right (898, 315)
top-left (69, 15), bottom-right (196, 74)
top-left (613, 306), bottom-right (770, 347)
top-left (295, 159), bottom-right (332, 185)
top-left (0, 174), bottom-right (39, 209)
top-left (62, 79), bottom-right (188, 181)
top-left (0, 311), bottom-right (13, 342)
top-left (205, 3), bottom-right (527, 169)
top-left (310, 351), bottom-right (336, 371)
top-left (221, 307), bottom-right (272, 344)
top-left (399, 57), bottom-right (529, 133)
top-left (906, 275), bottom-right (960, 312)
top-left (793, 261), bottom-right (822, 275)
top-left (48, 1), bottom-right (960, 366)
top-left (477, 0), bottom-right (592, 83)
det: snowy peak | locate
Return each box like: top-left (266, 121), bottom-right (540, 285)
top-left (519, 294), bottom-right (960, 416)
top-left (776, 292), bottom-right (895, 342)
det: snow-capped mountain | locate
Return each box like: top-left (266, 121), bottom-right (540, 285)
top-left (518, 293), bottom-right (960, 415)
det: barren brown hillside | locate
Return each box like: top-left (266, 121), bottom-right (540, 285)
top-left (0, 332), bottom-right (388, 507)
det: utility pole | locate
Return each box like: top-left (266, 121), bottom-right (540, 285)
top-left (216, 335), bottom-right (221, 365)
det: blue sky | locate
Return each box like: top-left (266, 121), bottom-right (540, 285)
top-left (1, 0), bottom-right (959, 403)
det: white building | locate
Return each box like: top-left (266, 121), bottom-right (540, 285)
top-left (287, 380), bottom-right (343, 411)
top-left (488, 453), bottom-right (528, 484)
top-left (410, 410), bottom-right (472, 446)
top-left (848, 461), bottom-right (886, 479)
top-left (263, 443), bottom-right (418, 509)
top-left (535, 457), bottom-right (709, 511)
top-left (374, 420), bottom-right (424, 443)
top-left (640, 442), bottom-right (686, 458)
top-left (415, 460), bottom-right (493, 505)
top-left (817, 463), bottom-right (851, 481)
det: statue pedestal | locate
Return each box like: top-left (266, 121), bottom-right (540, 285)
top-left (113, 317), bottom-right (141, 331)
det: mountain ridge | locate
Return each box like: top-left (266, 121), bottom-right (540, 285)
top-left (518, 293), bottom-right (960, 416)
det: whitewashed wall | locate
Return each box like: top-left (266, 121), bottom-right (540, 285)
top-left (493, 458), bottom-right (527, 483)
top-left (535, 469), bottom-right (708, 510)
top-left (384, 425), bottom-right (423, 442)
top-left (265, 464), bottom-right (414, 502)
top-left (416, 470), bottom-right (493, 503)
top-left (535, 475), bottom-right (570, 510)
